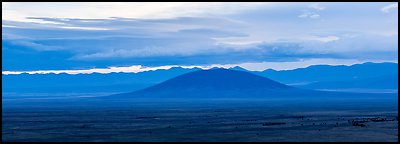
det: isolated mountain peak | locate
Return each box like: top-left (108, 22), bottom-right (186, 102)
top-left (103, 69), bottom-right (298, 99)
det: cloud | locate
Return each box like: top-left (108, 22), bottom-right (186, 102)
top-left (2, 2), bottom-right (274, 23)
top-left (309, 3), bottom-right (325, 11)
top-left (74, 46), bottom-right (197, 60)
top-left (298, 3), bottom-right (325, 19)
top-left (304, 35), bottom-right (340, 43)
top-left (3, 17), bottom-right (250, 59)
top-left (2, 2), bottom-right (398, 71)
top-left (0, 64), bottom-right (235, 75)
top-left (3, 17), bottom-right (397, 71)
top-left (58, 26), bottom-right (110, 31)
top-left (381, 3), bottom-right (398, 13)
top-left (7, 40), bottom-right (64, 51)
top-left (298, 12), bottom-right (320, 19)
top-left (2, 65), bottom-right (167, 75)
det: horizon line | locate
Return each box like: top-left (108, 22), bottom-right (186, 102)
top-left (2, 61), bottom-right (397, 75)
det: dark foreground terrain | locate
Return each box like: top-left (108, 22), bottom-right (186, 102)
top-left (2, 93), bottom-right (398, 142)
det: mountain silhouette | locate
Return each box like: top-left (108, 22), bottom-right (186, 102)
top-left (2, 66), bottom-right (201, 93)
top-left (4, 62), bottom-right (397, 93)
top-left (258, 62), bottom-right (398, 85)
top-left (229, 66), bottom-right (248, 72)
top-left (139, 68), bottom-right (292, 91)
top-left (104, 68), bottom-right (398, 100)
top-left (105, 68), bottom-right (317, 99)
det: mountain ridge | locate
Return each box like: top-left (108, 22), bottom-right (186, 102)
top-left (3, 62), bottom-right (397, 93)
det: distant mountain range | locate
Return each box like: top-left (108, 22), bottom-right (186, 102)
top-left (105, 68), bottom-right (397, 100)
top-left (2, 62), bottom-right (398, 93)
top-left (255, 62), bottom-right (398, 85)
top-left (2, 67), bottom-right (201, 93)
top-left (299, 74), bottom-right (398, 90)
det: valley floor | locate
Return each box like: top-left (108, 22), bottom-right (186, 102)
top-left (2, 93), bottom-right (398, 142)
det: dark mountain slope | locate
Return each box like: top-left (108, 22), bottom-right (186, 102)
top-left (104, 68), bottom-right (397, 100)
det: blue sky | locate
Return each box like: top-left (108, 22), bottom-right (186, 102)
top-left (2, 2), bottom-right (398, 74)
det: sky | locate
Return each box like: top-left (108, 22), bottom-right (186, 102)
top-left (2, 2), bottom-right (398, 74)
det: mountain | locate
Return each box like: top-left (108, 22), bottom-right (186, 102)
top-left (2, 67), bottom-right (201, 93)
top-left (3, 62), bottom-right (398, 93)
top-left (106, 68), bottom-right (398, 100)
top-left (299, 74), bottom-right (398, 90)
top-left (107, 68), bottom-right (302, 99)
top-left (229, 66), bottom-right (248, 71)
top-left (139, 68), bottom-right (292, 91)
top-left (256, 62), bottom-right (398, 86)
top-left (257, 62), bottom-right (398, 91)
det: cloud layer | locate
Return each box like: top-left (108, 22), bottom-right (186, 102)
top-left (2, 2), bottom-right (398, 72)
